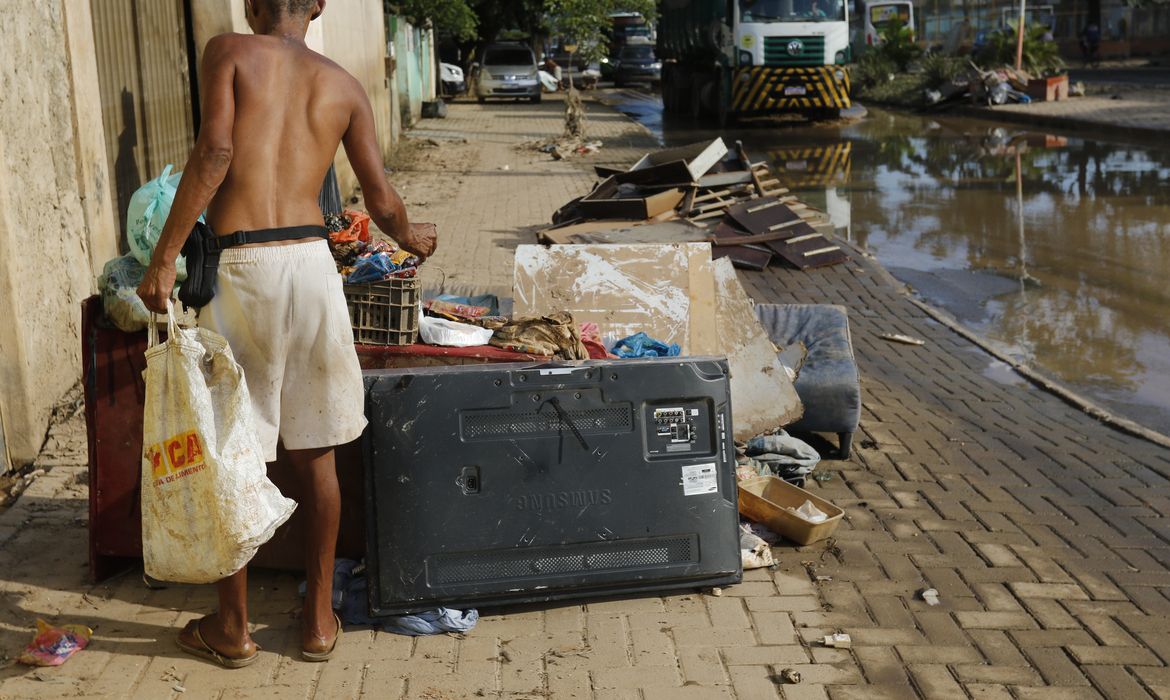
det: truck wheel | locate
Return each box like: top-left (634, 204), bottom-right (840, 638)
top-left (691, 73), bottom-right (711, 122)
top-left (661, 65), bottom-right (675, 112)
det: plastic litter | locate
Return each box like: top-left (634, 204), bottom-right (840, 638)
top-left (739, 522), bottom-right (775, 570)
top-left (17, 619), bottom-right (92, 667)
top-left (419, 316), bottom-right (495, 347)
top-left (920, 587), bottom-right (940, 606)
top-left (879, 333), bottom-right (925, 346)
top-left (822, 633), bottom-right (852, 649)
top-left (125, 164), bottom-right (194, 281)
top-left (99, 255), bottom-right (152, 332)
top-left (611, 332), bottom-right (680, 359)
top-left (141, 302), bottom-right (296, 583)
top-left (793, 499), bottom-right (829, 524)
top-left (779, 668), bottom-right (802, 684)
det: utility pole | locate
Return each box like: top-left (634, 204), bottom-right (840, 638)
top-left (1015, 0), bottom-right (1027, 70)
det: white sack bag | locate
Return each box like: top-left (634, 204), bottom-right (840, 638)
top-left (141, 302), bottom-right (296, 583)
top-left (419, 315), bottom-right (495, 347)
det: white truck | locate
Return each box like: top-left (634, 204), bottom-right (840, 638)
top-left (659, 0), bottom-right (853, 122)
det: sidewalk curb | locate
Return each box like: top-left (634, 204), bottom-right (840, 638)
top-left (835, 238), bottom-right (1170, 451)
top-left (949, 104), bottom-right (1170, 145)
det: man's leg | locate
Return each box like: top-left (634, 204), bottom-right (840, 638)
top-left (177, 567), bottom-right (256, 659)
top-left (287, 446), bottom-right (341, 652)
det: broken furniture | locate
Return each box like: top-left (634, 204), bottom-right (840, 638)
top-left (363, 359), bottom-right (742, 614)
top-left (539, 138), bottom-right (846, 272)
top-left (754, 303), bottom-right (860, 458)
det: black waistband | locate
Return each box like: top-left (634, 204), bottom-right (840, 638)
top-left (205, 225), bottom-right (329, 252)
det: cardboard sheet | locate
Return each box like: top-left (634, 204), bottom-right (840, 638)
top-left (711, 258), bottom-right (804, 438)
top-left (513, 244), bottom-right (802, 438)
top-left (513, 243), bottom-right (717, 355)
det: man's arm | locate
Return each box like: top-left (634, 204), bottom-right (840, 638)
top-left (137, 35), bottom-right (237, 313)
top-left (342, 83), bottom-right (436, 258)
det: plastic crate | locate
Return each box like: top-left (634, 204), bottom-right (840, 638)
top-left (737, 476), bottom-right (843, 545)
top-left (343, 278), bottom-right (419, 346)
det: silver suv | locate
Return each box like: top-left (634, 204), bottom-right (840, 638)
top-left (475, 43), bottom-right (541, 104)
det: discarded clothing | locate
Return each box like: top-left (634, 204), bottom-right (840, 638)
top-left (483, 312), bottom-right (589, 359)
top-left (303, 559), bottom-right (479, 637)
top-left (612, 332), bottom-right (680, 359)
top-left (381, 608), bottom-right (481, 637)
top-left (745, 431), bottom-right (821, 480)
top-left (580, 322), bottom-right (611, 360)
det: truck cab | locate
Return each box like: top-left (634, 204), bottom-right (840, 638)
top-left (736, 0), bottom-right (852, 68)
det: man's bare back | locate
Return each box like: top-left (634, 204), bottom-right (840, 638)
top-left (204, 33), bottom-right (354, 234)
top-left (138, 7), bottom-right (434, 311)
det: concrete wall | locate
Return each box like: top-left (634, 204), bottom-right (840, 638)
top-left (390, 18), bottom-right (437, 128)
top-left (190, 0), bottom-right (394, 197)
top-left (0, 0), bottom-right (117, 469)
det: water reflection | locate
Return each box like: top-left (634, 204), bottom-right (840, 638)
top-left (618, 90), bottom-right (1170, 433)
top-left (842, 109), bottom-right (1170, 432)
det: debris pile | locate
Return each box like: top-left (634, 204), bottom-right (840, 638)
top-left (539, 137), bottom-right (848, 271)
top-left (926, 63), bottom-right (1070, 108)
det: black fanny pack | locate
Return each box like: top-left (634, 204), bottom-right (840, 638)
top-left (178, 223), bottom-right (329, 309)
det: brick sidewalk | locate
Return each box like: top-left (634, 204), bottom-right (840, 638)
top-left (3, 96), bottom-right (1170, 699)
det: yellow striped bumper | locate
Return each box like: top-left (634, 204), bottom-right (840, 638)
top-left (730, 66), bottom-right (851, 114)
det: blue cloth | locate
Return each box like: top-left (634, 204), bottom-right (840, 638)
top-left (347, 253), bottom-right (397, 283)
top-left (302, 559), bottom-right (479, 636)
top-left (612, 332), bottom-right (681, 359)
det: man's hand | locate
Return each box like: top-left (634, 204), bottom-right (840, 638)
top-left (396, 222), bottom-right (438, 260)
top-left (137, 262), bottom-right (177, 314)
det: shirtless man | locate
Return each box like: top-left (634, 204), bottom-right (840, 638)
top-left (137, 0), bottom-right (436, 666)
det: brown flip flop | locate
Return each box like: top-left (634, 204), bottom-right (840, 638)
top-left (301, 613), bottom-right (342, 662)
top-left (176, 618), bottom-right (261, 669)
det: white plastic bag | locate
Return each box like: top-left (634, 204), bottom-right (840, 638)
top-left (126, 165), bottom-right (190, 281)
top-left (419, 316), bottom-right (494, 347)
top-left (141, 303), bottom-right (295, 583)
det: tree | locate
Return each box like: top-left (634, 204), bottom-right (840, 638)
top-left (390, 0), bottom-right (479, 41)
top-left (544, 0), bottom-right (657, 63)
top-left (544, 0), bottom-right (656, 138)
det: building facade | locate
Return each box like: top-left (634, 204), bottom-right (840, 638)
top-left (0, 0), bottom-right (436, 472)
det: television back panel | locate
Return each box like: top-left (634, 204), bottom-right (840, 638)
top-left (363, 358), bottom-right (742, 615)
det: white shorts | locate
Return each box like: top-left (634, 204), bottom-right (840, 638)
top-left (199, 239), bottom-right (367, 461)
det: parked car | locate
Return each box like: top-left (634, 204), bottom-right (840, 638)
top-left (613, 43), bottom-right (661, 87)
top-left (474, 43), bottom-right (541, 103)
top-left (440, 63), bottom-right (465, 96)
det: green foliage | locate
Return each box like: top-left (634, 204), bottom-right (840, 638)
top-left (976, 22), bottom-right (1066, 76)
top-left (875, 20), bottom-right (922, 71)
top-left (468, 0), bottom-right (546, 43)
top-left (853, 51), bottom-right (897, 89)
top-left (391, 0), bottom-right (479, 41)
top-left (921, 54), bottom-right (965, 88)
top-left (544, 0), bottom-right (657, 62)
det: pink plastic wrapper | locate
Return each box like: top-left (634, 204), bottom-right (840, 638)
top-left (17, 619), bottom-right (92, 667)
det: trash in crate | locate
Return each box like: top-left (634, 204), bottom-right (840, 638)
top-left (328, 231), bottom-right (421, 283)
top-left (793, 500), bottom-right (828, 523)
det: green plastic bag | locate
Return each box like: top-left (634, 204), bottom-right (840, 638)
top-left (126, 164), bottom-right (195, 281)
